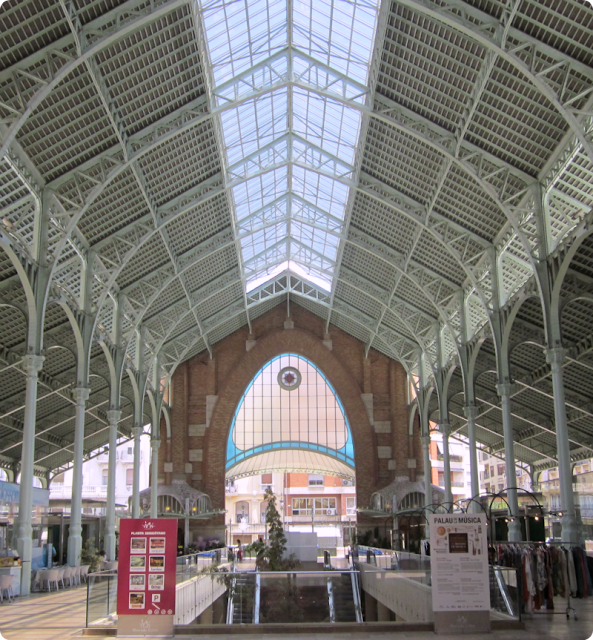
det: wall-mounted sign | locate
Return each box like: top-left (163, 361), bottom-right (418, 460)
top-left (0, 481), bottom-right (49, 507)
top-left (428, 513), bottom-right (490, 635)
top-left (117, 518), bottom-right (177, 637)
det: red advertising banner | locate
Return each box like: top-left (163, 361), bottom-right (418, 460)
top-left (117, 519), bottom-right (178, 618)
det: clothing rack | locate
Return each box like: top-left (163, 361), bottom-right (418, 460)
top-left (490, 541), bottom-right (580, 620)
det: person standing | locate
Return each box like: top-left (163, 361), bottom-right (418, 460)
top-left (236, 539), bottom-right (243, 562)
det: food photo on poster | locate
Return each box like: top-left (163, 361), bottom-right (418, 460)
top-left (131, 537), bottom-right (147, 553)
top-left (149, 555), bottom-right (165, 571)
top-left (129, 574), bottom-right (145, 589)
top-left (130, 555), bottom-right (146, 571)
top-left (150, 537), bottom-right (165, 552)
top-left (129, 593), bottom-right (145, 609)
top-left (149, 574), bottom-right (165, 590)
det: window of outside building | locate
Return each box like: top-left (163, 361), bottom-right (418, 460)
top-left (346, 497), bottom-right (356, 515)
top-left (438, 472), bottom-right (445, 487)
top-left (490, 466), bottom-right (494, 477)
top-left (292, 497), bottom-right (336, 516)
top-left (261, 473), bottom-right (273, 490)
top-left (260, 500), bottom-right (268, 523)
top-left (485, 483), bottom-right (490, 493)
top-left (128, 447), bottom-right (133, 456)
top-left (126, 468), bottom-right (133, 487)
top-left (484, 467), bottom-right (489, 479)
top-left (236, 501), bottom-right (249, 524)
top-left (497, 464), bottom-right (505, 476)
top-left (102, 469), bottom-right (108, 486)
top-left (498, 483), bottom-right (504, 492)
top-left (309, 474), bottom-right (324, 486)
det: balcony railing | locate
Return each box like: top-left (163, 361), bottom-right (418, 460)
top-left (50, 485), bottom-right (109, 499)
top-left (437, 454), bottom-right (463, 463)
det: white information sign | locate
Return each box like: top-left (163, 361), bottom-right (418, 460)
top-left (429, 513), bottom-right (490, 634)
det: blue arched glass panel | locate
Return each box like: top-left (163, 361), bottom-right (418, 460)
top-left (226, 354), bottom-right (354, 469)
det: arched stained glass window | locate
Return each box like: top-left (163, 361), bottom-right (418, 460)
top-left (227, 354), bottom-right (354, 470)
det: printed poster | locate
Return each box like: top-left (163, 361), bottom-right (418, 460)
top-left (117, 518), bottom-right (178, 620)
top-left (429, 513), bottom-right (490, 634)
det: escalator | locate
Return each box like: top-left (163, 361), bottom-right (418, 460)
top-left (226, 573), bottom-right (256, 624)
top-left (330, 572), bottom-right (360, 622)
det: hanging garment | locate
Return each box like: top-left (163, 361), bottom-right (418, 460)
top-left (567, 547), bottom-right (578, 597)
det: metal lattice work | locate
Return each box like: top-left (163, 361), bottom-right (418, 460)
top-left (0, 0), bottom-right (592, 483)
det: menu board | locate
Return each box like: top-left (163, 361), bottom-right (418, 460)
top-left (428, 513), bottom-right (490, 634)
top-left (117, 518), bottom-right (177, 622)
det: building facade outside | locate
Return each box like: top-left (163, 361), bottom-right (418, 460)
top-left (429, 431), bottom-right (479, 503)
top-left (49, 436), bottom-right (151, 511)
top-left (225, 472), bottom-right (356, 554)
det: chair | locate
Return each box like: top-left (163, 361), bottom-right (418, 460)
top-left (79, 565), bottom-right (90, 584)
top-left (72, 566), bottom-right (82, 586)
top-left (31, 570), bottom-right (40, 593)
top-left (38, 569), bottom-right (60, 592)
top-left (0, 575), bottom-right (14, 603)
top-left (56, 566), bottom-right (66, 589)
top-left (62, 566), bottom-right (74, 588)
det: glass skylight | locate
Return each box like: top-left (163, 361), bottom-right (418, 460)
top-left (199, 0), bottom-right (381, 294)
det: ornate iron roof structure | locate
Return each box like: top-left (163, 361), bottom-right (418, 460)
top-left (1, 0), bottom-right (593, 483)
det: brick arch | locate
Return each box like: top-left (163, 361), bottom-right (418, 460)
top-left (203, 327), bottom-right (378, 511)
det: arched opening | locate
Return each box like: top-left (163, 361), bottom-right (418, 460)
top-left (225, 353), bottom-right (356, 557)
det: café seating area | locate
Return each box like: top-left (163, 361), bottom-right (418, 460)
top-left (31, 565), bottom-right (90, 593)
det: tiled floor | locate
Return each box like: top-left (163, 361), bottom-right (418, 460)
top-left (1, 589), bottom-right (592, 639)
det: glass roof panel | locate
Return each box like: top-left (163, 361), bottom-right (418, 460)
top-left (292, 87), bottom-right (361, 165)
top-left (292, 0), bottom-right (378, 85)
top-left (198, 0), bottom-right (380, 295)
top-left (202, 0), bottom-right (287, 85)
top-left (221, 90), bottom-right (288, 166)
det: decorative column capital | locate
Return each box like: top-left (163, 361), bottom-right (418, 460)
top-left (496, 382), bottom-right (513, 398)
top-left (22, 354), bottom-right (44, 375)
top-left (439, 422), bottom-right (451, 437)
top-left (546, 346), bottom-right (567, 368)
top-left (132, 425), bottom-right (143, 438)
top-left (151, 439), bottom-right (161, 449)
top-left (107, 409), bottom-right (121, 425)
top-left (464, 404), bottom-right (478, 419)
top-left (421, 435), bottom-right (431, 447)
top-left (72, 386), bottom-right (90, 404)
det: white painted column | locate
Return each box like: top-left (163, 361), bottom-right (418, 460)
top-left (546, 348), bottom-right (578, 543)
top-left (497, 383), bottom-right (522, 542)
top-left (17, 354), bottom-right (44, 596)
top-left (440, 423), bottom-right (453, 506)
top-left (68, 386), bottom-right (90, 566)
top-left (150, 438), bottom-right (161, 519)
top-left (464, 405), bottom-right (480, 512)
top-left (131, 426), bottom-right (142, 518)
top-left (105, 409), bottom-right (121, 561)
top-left (421, 435), bottom-right (432, 508)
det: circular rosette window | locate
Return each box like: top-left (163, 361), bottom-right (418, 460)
top-left (277, 366), bottom-right (302, 391)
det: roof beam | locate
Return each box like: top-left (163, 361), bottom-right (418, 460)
top-left (1, 0), bottom-right (191, 160)
top-left (393, 0), bottom-right (593, 168)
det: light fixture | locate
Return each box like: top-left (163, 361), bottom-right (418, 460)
top-left (558, 511), bottom-right (563, 517)
top-left (534, 516), bottom-right (539, 521)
